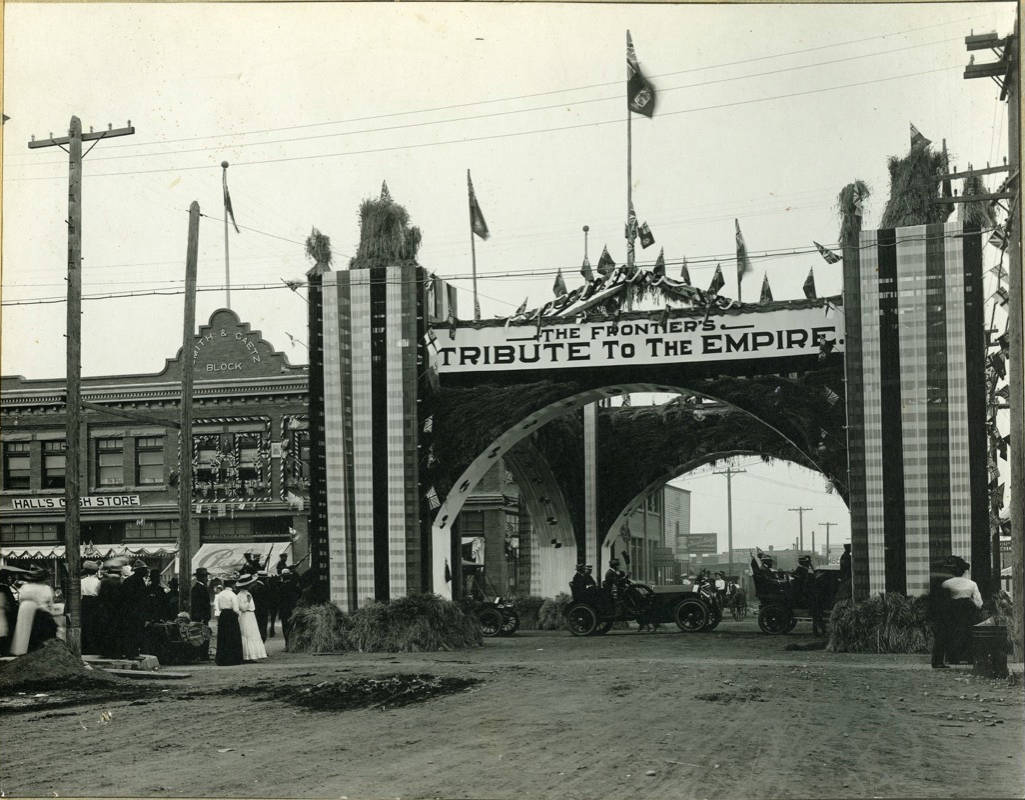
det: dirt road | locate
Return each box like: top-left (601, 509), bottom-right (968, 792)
top-left (2, 620), bottom-right (1022, 799)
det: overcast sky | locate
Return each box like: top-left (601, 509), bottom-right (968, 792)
top-left (2, 1), bottom-right (1016, 551)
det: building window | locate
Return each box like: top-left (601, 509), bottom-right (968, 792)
top-left (95, 438), bottom-right (124, 487)
top-left (236, 436), bottom-right (261, 482)
top-left (646, 492), bottom-right (661, 513)
top-left (3, 442), bottom-right (30, 490)
top-left (43, 440), bottom-right (67, 489)
top-left (136, 436), bottom-right (165, 485)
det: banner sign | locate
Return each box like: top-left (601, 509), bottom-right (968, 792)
top-left (432, 307), bottom-right (843, 374)
top-left (677, 533), bottom-right (718, 555)
top-left (9, 495), bottom-right (141, 511)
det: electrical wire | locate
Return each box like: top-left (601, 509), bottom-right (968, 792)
top-left (13, 36), bottom-right (964, 168)
top-left (5, 63), bottom-right (962, 183)
top-left (12, 13), bottom-right (986, 157)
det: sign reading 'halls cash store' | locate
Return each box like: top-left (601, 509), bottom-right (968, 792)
top-left (10, 495), bottom-right (142, 510)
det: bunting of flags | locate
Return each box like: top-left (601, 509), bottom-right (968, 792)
top-left (626, 31), bottom-right (656, 118)
top-left (597, 245), bottom-right (616, 278)
top-left (679, 256), bottom-right (691, 285)
top-left (652, 248), bottom-right (665, 278)
top-left (803, 267), bottom-right (817, 300)
top-left (813, 240), bottom-right (841, 264)
top-left (759, 273), bottom-right (774, 303)
top-left (580, 256), bottom-right (594, 282)
top-left (553, 269), bottom-right (568, 297)
top-left (708, 263), bottom-right (725, 295)
top-left (467, 170), bottom-right (489, 240)
top-left (638, 221), bottom-right (655, 249)
top-left (735, 219), bottom-right (753, 296)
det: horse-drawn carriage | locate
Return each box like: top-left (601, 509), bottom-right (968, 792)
top-left (565, 578), bottom-right (716, 636)
top-left (751, 561), bottom-right (841, 635)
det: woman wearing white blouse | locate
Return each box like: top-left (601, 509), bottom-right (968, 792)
top-left (235, 575), bottom-right (267, 662)
top-left (214, 578), bottom-right (244, 666)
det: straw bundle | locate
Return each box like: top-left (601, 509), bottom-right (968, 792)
top-left (345, 594), bottom-right (482, 652)
top-left (287, 603), bottom-right (352, 654)
top-left (837, 180), bottom-right (870, 246)
top-left (537, 593), bottom-right (572, 630)
top-left (960, 172), bottom-right (998, 228)
top-left (879, 146), bottom-right (950, 229)
top-left (827, 593), bottom-right (930, 653)
top-left (510, 595), bottom-right (546, 630)
top-left (349, 187), bottom-right (422, 270)
top-left (304, 227), bottom-right (333, 267)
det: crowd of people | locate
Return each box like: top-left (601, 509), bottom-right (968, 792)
top-left (0, 550), bottom-right (308, 666)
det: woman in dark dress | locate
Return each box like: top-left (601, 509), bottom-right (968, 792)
top-left (214, 578), bottom-right (244, 666)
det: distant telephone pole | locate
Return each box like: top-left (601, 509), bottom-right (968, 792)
top-left (788, 506), bottom-right (813, 552)
top-left (821, 521), bottom-right (838, 560)
top-left (713, 465), bottom-right (745, 580)
top-left (27, 117), bottom-right (134, 656)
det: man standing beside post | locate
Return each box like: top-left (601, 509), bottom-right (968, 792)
top-left (189, 567), bottom-right (212, 661)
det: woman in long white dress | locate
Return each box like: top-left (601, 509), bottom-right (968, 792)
top-left (234, 575), bottom-right (267, 662)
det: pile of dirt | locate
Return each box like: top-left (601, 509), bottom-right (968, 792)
top-left (224, 673), bottom-right (479, 711)
top-left (0, 639), bottom-right (120, 692)
top-left (695, 686), bottom-right (767, 704)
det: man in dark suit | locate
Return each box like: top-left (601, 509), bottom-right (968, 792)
top-left (119, 560), bottom-right (150, 658)
top-left (251, 571), bottom-right (270, 641)
top-left (189, 568), bottom-right (211, 625)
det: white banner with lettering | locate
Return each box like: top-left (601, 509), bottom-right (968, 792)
top-left (432, 307), bottom-right (844, 374)
top-left (9, 495), bottom-right (142, 511)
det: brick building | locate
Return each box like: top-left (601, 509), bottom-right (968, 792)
top-left (0, 309), bottom-right (310, 577)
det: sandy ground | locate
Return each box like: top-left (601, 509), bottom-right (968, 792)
top-left (2, 618), bottom-right (1022, 800)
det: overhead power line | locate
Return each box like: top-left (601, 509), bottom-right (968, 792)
top-left (6, 63), bottom-right (961, 183)
top-left (13, 36), bottom-right (962, 168)
top-left (8, 14), bottom-right (985, 159)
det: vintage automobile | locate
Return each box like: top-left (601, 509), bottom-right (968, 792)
top-left (462, 563), bottom-right (520, 637)
top-left (564, 576), bottom-right (715, 636)
top-left (751, 559), bottom-right (841, 635)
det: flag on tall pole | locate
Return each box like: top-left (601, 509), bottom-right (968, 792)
top-left (735, 219), bottom-right (753, 301)
top-left (580, 255), bottom-right (594, 282)
top-left (221, 161), bottom-right (238, 310)
top-left (813, 240), bottom-right (841, 264)
top-left (626, 31), bottom-right (656, 117)
top-left (760, 273), bottom-right (774, 303)
top-left (467, 170), bottom-right (488, 321)
top-left (803, 267), bottom-right (818, 299)
top-left (638, 221), bottom-right (655, 249)
top-left (708, 263), bottom-right (725, 295)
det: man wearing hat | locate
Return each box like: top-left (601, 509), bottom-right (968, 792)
top-left (118, 560), bottom-right (150, 658)
top-left (80, 561), bottom-right (101, 654)
top-left (251, 571), bottom-right (270, 642)
top-left (276, 568), bottom-right (301, 650)
top-left (931, 556), bottom-right (983, 667)
top-left (570, 563), bottom-right (596, 601)
top-left (190, 568), bottom-right (211, 623)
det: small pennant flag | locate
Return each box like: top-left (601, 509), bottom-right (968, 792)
top-left (818, 339), bottom-right (836, 361)
top-left (222, 166), bottom-right (240, 234)
top-left (813, 241), bottom-right (841, 264)
top-left (423, 415), bottom-right (434, 433)
top-left (988, 352), bottom-right (1006, 379)
top-left (994, 286), bottom-right (1009, 307)
top-left (427, 487), bottom-right (441, 510)
top-left (580, 256), bottom-right (594, 283)
top-left (735, 219), bottom-right (753, 292)
top-left (658, 303), bottom-right (670, 330)
top-left (467, 170), bottom-right (489, 240)
top-left (708, 263), bottom-right (725, 295)
top-left (996, 384), bottom-right (1010, 401)
top-left (1000, 434), bottom-right (1010, 460)
top-left (910, 122), bottom-right (931, 149)
top-left (680, 256), bottom-right (691, 285)
top-left (553, 269), bottom-right (568, 297)
top-left (823, 387), bottom-right (840, 406)
top-left (638, 221), bottom-right (655, 249)
top-left (803, 267), bottom-right (817, 300)
top-left (380, 181), bottom-right (392, 202)
top-left (597, 245), bottom-right (615, 278)
top-left (626, 201), bottom-right (639, 242)
top-left (444, 559), bottom-right (452, 583)
top-left (447, 311), bottom-right (457, 339)
top-left (626, 31), bottom-right (656, 118)
top-left (653, 248), bottom-right (666, 278)
top-left (760, 273), bottom-right (774, 303)
top-left (989, 225), bottom-right (1009, 250)
top-left (514, 297), bottom-right (528, 316)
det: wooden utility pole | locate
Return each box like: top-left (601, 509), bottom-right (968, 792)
top-left (27, 117), bottom-right (134, 656)
top-left (788, 506), bottom-right (813, 552)
top-left (713, 466), bottom-right (745, 580)
top-left (179, 202), bottom-right (200, 616)
top-left (962, 17), bottom-right (1021, 656)
top-left (821, 521), bottom-right (838, 561)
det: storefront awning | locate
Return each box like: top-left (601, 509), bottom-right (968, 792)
top-left (191, 541), bottom-right (292, 576)
top-left (1, 543), bottom-right (178, 561)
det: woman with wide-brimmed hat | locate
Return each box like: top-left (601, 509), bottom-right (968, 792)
top-left (235, 574), bottom-right (267, 662)
top-left (213, 575), bottom-right (243, 666)
top-left (10, 565), bottom-right (58, 656)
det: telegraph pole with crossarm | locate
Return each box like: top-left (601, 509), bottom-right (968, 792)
top-left (27, 117), bottom-right (135, 656)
